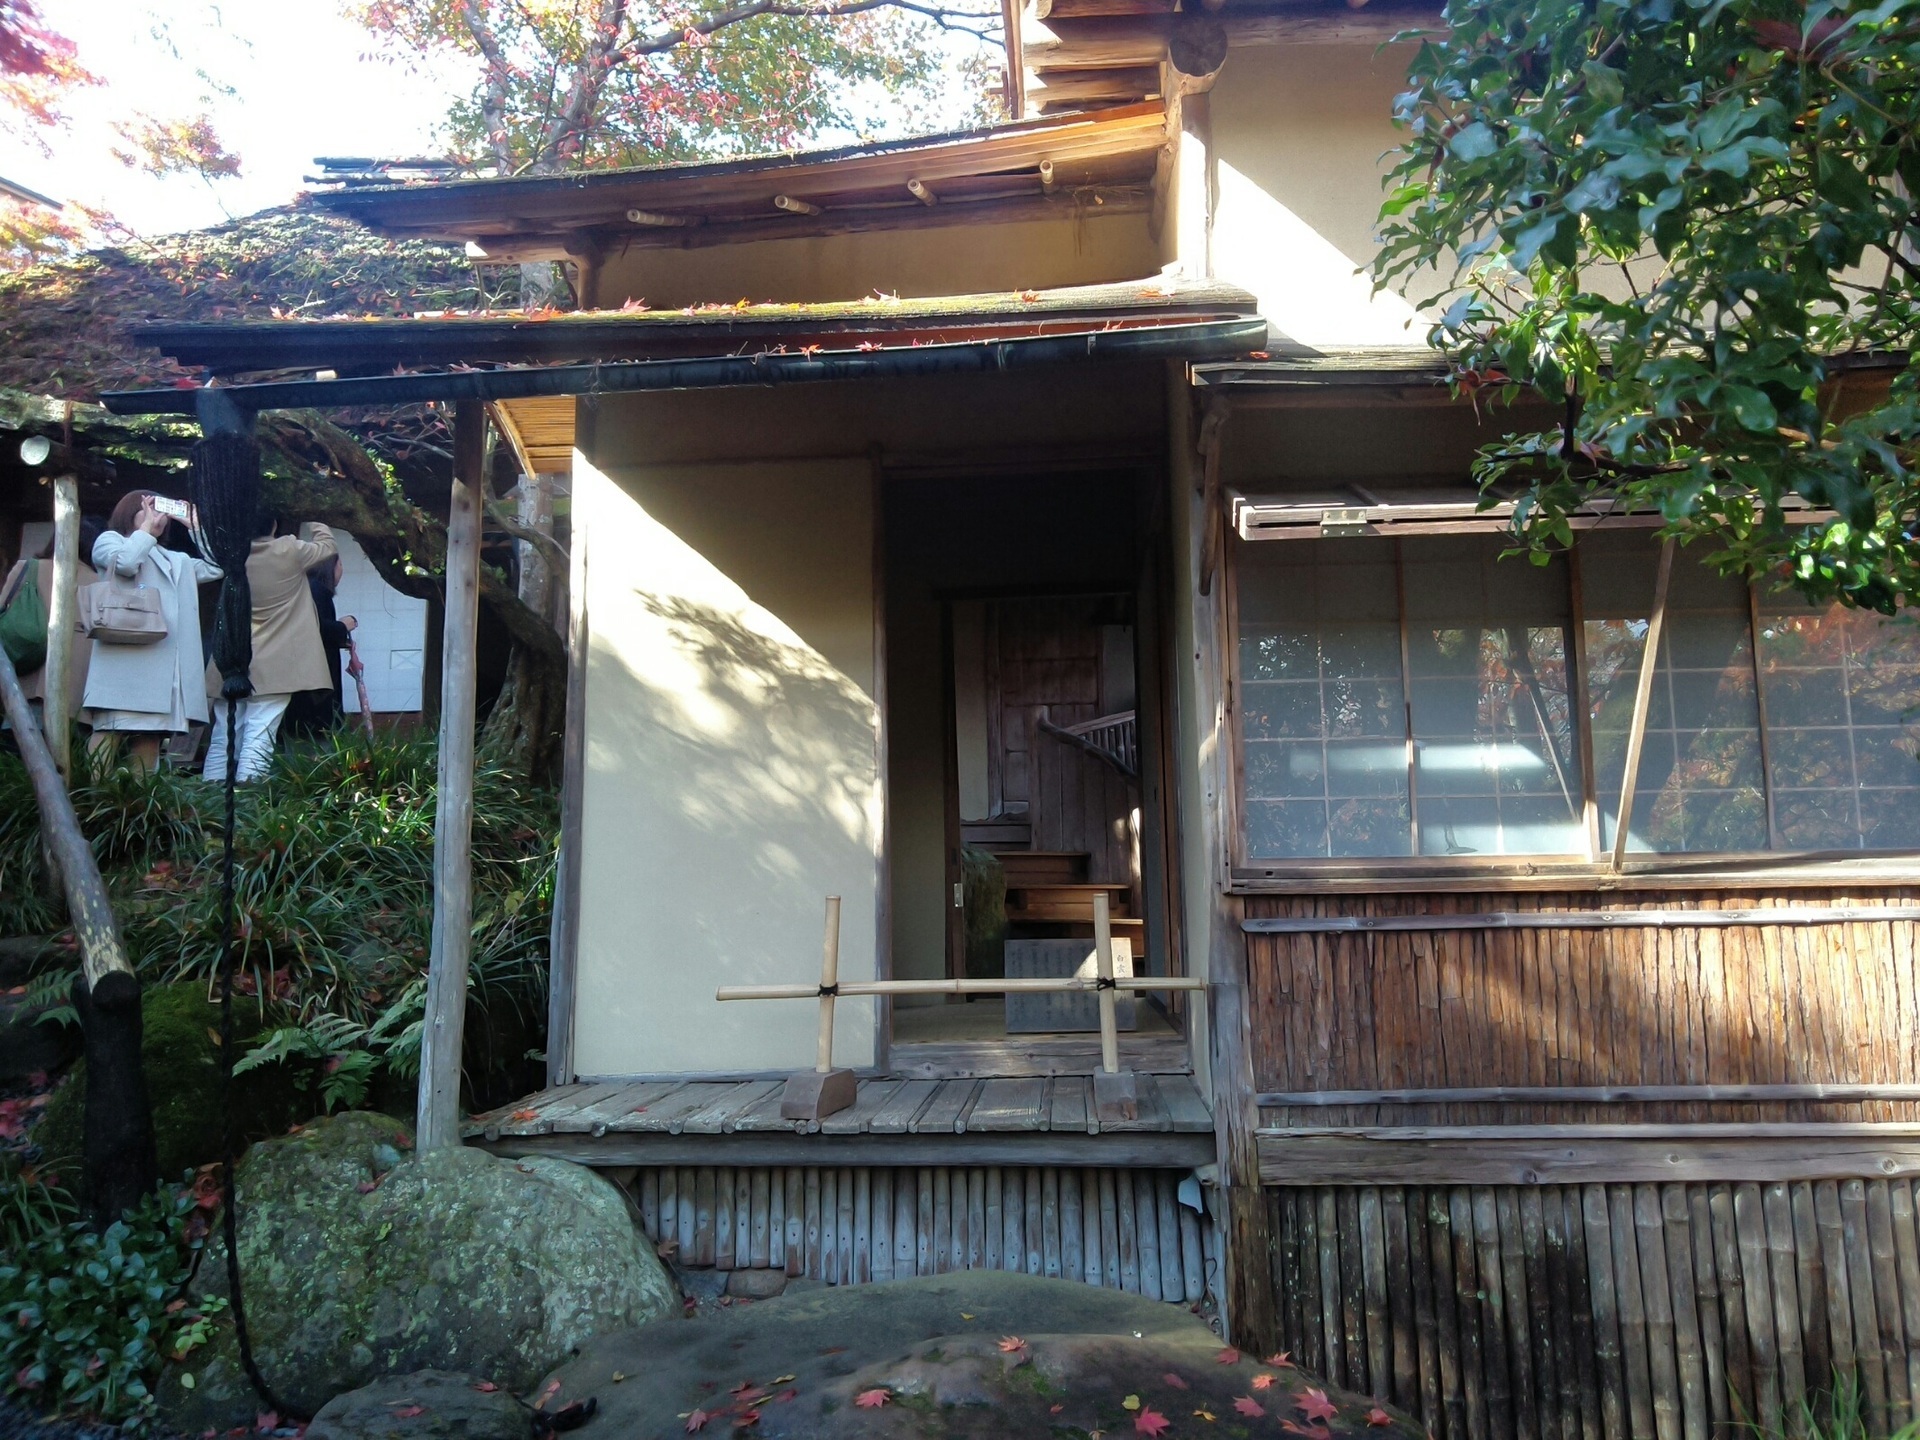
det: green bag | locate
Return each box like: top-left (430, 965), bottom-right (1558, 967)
top-left (0, 558), bottom-right (48, 673)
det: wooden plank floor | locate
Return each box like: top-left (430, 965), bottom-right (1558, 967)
top-left (466, 1073), bottom-right (1215, 1168)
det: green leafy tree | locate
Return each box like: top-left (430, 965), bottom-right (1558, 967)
top-left (1375, 0), bottom-right (1920, 611)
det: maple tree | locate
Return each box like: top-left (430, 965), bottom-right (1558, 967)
top-left (349, 0), bottom-right (1002, 176)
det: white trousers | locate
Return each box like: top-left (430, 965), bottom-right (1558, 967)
top-left (203, 693), bottom-right (291, 782)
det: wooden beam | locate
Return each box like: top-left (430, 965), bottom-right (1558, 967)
top-left (478, 1131), bottom-right (1217, 1168)
top-left (42, 473), bottom-right (78, 777)
top-left (1257, 1128), bottom-right (1920, 1185)
top-left (1612, 536), bottom-right (1674, 871)
top-left (418, 400), bottom-right (486, 1152)
top-left (1259, 1085), bottom-right (1920, 1108)
top-left (1241, 906), bottom-right (1920, 934)
top-left (544, 412), bottom-right (589, 1088)
top-left (1026, 67), bottom-right (1161, 107)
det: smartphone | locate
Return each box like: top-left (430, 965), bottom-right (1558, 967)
top-left (153, 497), bottom-right (191, 522)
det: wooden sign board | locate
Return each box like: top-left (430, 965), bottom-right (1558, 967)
top-left (1005, 937), bottom-right (1136, 1033)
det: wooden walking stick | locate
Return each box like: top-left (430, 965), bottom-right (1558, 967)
top-left (780, 896), bottom-right (858, 1121)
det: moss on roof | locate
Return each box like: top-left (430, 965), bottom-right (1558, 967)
top-left (0, 203), bottom-right (514, 400)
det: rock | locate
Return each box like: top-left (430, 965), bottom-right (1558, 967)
top-left (34, 980), bottom-right (317, 1182)
top-left (724, 1268), bottom-right (787, 1300)
top-left (156, 1113), bottom-right (679, 1432)
top-left (0, 987), bottom-right (77, 1082)
top-left (535, 1270), bottom-right (1421, 1440)
top-left (305, 1370), bottom-right (533, 1440)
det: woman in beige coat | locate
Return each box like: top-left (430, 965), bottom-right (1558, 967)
top-left (203, 520), bottom-right (337, 782)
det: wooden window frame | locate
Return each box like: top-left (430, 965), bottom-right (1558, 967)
top-left (1222, 525), bottom-right (1920, 894)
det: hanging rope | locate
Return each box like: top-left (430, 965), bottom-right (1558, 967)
top-left (190, 428), bottom-right (306, 1424)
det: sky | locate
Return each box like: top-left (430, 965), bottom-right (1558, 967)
top-left (10, 1), bottom-right (990, 243)
top-left (11, 1), bottom-right (469, 239)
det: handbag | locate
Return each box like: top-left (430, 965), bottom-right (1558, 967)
top-left (79, 567), bottom-right (168, 646)
top-left (0, 558), bottom-right (48, 671)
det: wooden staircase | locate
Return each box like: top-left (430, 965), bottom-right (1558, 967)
top-left (1001, 851), bottom-right (1143, 941)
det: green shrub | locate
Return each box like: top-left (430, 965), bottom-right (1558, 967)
top-left (1, 730), bottom-right (555, 1121)
top-left (0, 1181), bottom-right (223, 1428)
top-left (36, 981), bottom-right (317, 1184)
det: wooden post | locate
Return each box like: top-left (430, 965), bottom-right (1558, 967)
top-left (418, 400), bottom-right (485, 1152)
top-left (1611, 537), bottom-right (1675, 871)
top-left (1091, 890), bottom-right (1140, 1122)
top-left (781, 896), bottom-right (857, 1121)
top-left (0, 640), bottom-right (155, 1217)
top-left (42, 473), bottom-right (79, 777)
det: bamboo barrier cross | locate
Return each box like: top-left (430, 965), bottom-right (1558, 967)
top-left (717, 892), bottom-right (1205, 1122)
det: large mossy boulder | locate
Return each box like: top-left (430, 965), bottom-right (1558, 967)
top-left (158, 1112), bottom-right (677, 1432)
top-left (35, 979), bottom-right (314, 1183)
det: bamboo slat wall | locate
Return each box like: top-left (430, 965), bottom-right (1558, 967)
top-left (617, 1164), bottom-right (1211, 1305)
top-left (1269, 1180), bottom-right (1920, 1440)
top-left (1244, 891), bottom-right (1920, 1127)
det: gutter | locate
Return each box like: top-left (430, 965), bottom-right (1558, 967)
top-left (101, 317), bottom-right (1269, 417)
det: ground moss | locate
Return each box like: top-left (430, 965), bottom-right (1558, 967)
top-left (36, 980), bottom-right (319, 1184)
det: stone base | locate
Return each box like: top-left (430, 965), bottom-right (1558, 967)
top-left (1091, 1069), bottom-right (1139, 1123)
top-left (781, 1068), bottom-right (857, 1121)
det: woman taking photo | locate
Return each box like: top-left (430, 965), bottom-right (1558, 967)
top-left (85, 491), bottom-right (221, 771)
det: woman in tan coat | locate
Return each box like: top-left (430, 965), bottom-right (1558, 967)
top-left (203, 519), bottom-right (337, 782)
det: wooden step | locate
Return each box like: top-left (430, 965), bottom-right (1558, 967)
top-left (997, 850), bottom-right (1090, 885)
top-left (1006, 882), bottom-right (1136, 924)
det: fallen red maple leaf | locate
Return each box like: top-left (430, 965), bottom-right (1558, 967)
top-left (1367, 1407), bottom-right (1394, 1427)
top-left (729, 1380), bottom-right (758, 1395)
top-left (509, 1108), bottom-right (540, 1122)
top-left (1135, 1407), bottom-right (1172, 1437)
top-left (770, 1389), bottom-right (798, 1405)
top-left (390, 1407), bottom-right (425, 1420)
top-left (1296, 1387), bottom-right (1340, 1425)
top-left (1253, 1373), bottom-right (1278, 1390)
top-left (1162, 1372), bottom-right (1190, 1389)
top-left (1266, 1352), bottom-right (1294, 1368)
top-left (684, 1410), bottom-right (711, 1433)
top-left (998, 1336), bottom-right (1028, 1353)
top-left (472, 1382), bottom-right (498, 1393)
top-left (255, 1413), bottom-right (279, 1433)
top-left (731, 1409), bottom-right (759, 1429)
top-left (1234, 1395), bottom-right (1266, 1417)
top-left (1216, 1347), bottom-right (1241, 1365)
top-left (853, 1389), bottom-right (891, 1409)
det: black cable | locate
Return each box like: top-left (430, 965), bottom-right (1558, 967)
top-left (192, 431), bottom-right (306, 1424)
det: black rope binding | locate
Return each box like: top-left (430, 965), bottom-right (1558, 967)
top-left (191, 429), bottom-right (305, 1424)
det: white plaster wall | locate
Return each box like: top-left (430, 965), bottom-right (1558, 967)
top-left (329, 531), bottom-right (427, 714)
top-left (1206, 42), bottom-right (1432, 349)
top-left (569, 453), bottom-right (880, 1078)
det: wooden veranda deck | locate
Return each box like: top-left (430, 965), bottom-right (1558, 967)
top-left (467, 1073), bottom-right (1215, 1168)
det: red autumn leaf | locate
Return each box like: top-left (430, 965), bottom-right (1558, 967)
top-left (472, 1383), bottom-right (498, 1393)
top-left (1368, 1408), bottom-right (1394, 1427)
top-left (510, 1108), bottom-right (540, 1122)
top-left (390, 1406), bottom-right (426, 1420)
top-left (255, 1412), bottom-right (279, 1432)
top-left (853, 1389), bottom-right (891, 1409)
top-left (1253, 1374), bottom-right (1278, 1390)
top-left (1216, 1347), bottom-right (1241, 1365)
top-left (1135, 1408), bottom-right (1172, 1437)
top-left (1162, 1372), bottom-right (1190, 1389)
top-left (731, 1410), bottom-right (760, 1429)
top-left (729, 1380), bottom-right (758, 1395)
top-left (684, 1410), bottom-right (711, 1433)
top-left (1296, 1388), bottom-right (1340, 1425)
top-left (770, 1389), bottom-right (798, 1404)
top-left (1266, 1352), bottom-right (1294, 1367)
top-left (537, 1380), bottom-right (562, 1408)
top-left (1051, 1404), bottom-right (1065, 1414)
top-left (998, 1336), bottom-right (1028, 1353)
top-left (1234, 1396), bottom-right (1266, 1417)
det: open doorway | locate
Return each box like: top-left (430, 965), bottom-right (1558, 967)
top-left (882, 467), bottom-right (1184, 1071)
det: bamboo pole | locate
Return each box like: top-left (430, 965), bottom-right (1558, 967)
top-left (1095, 890), bottom-right (1120, 1075)
top-left (43, 473), bottom-right (79, 777)
top-left (1611, 537), bottom-right (1675, 871)
top-left (418, 399), bottom-right (485, 1153)
top-left (817, 895), bottom-right (842, 1073)
top-left (719, 974), bottom-right (1206, 1000)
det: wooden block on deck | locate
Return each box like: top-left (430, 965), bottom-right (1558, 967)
top-left (1006, 938), bottom-right (1136, 1033)
top-left (780, 1069), bottom-right (857, 1122)
top-left (1093, 1069), bottom-right (1140, 1123)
